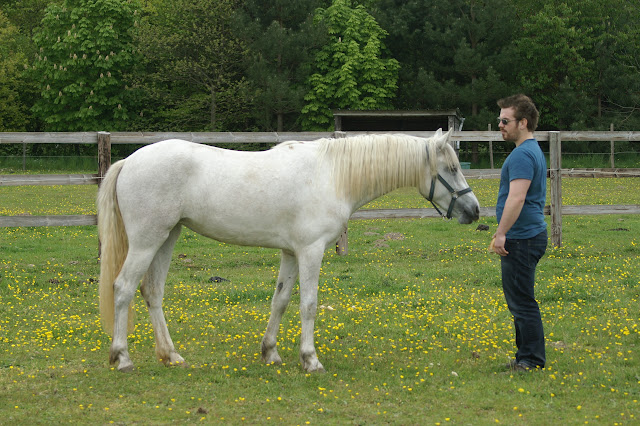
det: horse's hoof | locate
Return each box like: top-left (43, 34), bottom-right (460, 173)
top-left (160, 354), bottom-right (186, 367)
top-left (261, 340), bottom-right (283, 366)
top-left (302, 357), bottom-right (325, 373)
top-left (261, 345), bottom-right (282, 365)
top-left (263, 354), bottom-right (283, 366)
top-left (117, 363), bottom-right (135, 373)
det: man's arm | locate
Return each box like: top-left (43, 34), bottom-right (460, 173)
top-left (493, 178), bottom-right (531, 256)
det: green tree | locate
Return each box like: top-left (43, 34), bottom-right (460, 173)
top-left (236, 0), bottom-right (327, 131)
top-left (30, 0), bottom-right (142, 131)
top-left (135, 0), bottom-right (248, 131)
top-left (374, 0), bottom-right (517, 128)
top-left (1, 0), bottom-right (53, 39)
top-left (514, 2), bottom-right (598, 129)
top-left (593, 0), bottom-right (640, 130)
top-left (0, 10), bottom-right (29, 131)
top-left (511, 0), bottom-right (640, 131)
top-left (301, 0), bottom-right (399, 130)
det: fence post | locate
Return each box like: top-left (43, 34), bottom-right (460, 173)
top-left (488, 124), bottom-right (494, 169)
top-left (97, 131), bottom-right (111, 258)
top-left (336, 229), bottom-right (348, 256)
top-left (549, 131), bottom-right (562, 247)
top-left (97, 131), bottom-right (111, 186)
top-left (610, 123), bottom-right (615, 168)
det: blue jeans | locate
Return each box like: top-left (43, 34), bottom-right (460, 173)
top-left (501, 230), bottom-right (548, 368)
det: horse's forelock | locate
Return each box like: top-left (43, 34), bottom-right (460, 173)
top-left (425, 136), bottom-right (445, 171)
top-left (426, 138), bottom-right (439, 177)
top-left (426, 132), bottom-right (459, 176)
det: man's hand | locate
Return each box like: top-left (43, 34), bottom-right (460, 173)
top-left (492, 232), bottom-right (509, 256)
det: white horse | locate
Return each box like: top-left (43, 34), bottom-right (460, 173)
top-left (97, 129), bottom-right (480, 372)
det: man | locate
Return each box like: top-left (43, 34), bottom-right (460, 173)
top-left (494, 94), bottom-right (548, 371)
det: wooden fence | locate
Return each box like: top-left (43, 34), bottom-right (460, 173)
top-left (2, 131), bottom-right (640, 250)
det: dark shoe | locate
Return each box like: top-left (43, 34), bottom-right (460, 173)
top-left (505, 359), bottom-right (517, 369)
top-left (511, 362), bottom-right (543, 372)
top-left (512, 362), bottom-right (532, 372)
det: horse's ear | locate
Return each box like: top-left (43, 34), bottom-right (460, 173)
top-left (442, 128), bottom-right (453, 145)
top-left (433, 128), bottom-right (451, 148)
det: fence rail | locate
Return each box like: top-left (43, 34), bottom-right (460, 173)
top-left (3, 130), bottom-right (640, 144)
top-left (1, 214), bottom-right (97, 227)
top-left (5, 168), bottom-right (640, 187)
top-left (2, 131), bottom-right (640, 249)
top-left (5, 204), bottom-right (640, 229)
top-left (4, 168), bottom-right (640, 187)
top-left (0, 174), bottom-right (99, 186)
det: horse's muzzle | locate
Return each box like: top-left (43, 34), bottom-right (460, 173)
top-left (457, 203), bottom-right (480, 224)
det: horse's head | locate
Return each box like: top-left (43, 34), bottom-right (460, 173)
top-left (420, 129), bottom-right (480, 224)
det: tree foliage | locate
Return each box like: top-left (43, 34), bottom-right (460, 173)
top-left (512, 0), bottom-right (640, 131)
top-left (134, 0), bottom-right (248, 131)
top-left (515, 3), bottom-right (596, 129)
top-left (0, 0), bottom-right (638, 136)
top-left (0, 10), bottom-right (30, 131)
top-left (595, 0), bottom-right (640, 130)
top-left (301, 0), bottom-right (399, 130)
top-left (30, 0), bottom-right (142, 131)
top-left (234, 0), bottom-right (327, 131)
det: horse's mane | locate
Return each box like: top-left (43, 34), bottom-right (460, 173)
top-left (303, 133), bottom-right (458, 199)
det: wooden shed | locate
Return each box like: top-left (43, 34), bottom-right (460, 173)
top-left (332, 109), bottom-right (464, 132)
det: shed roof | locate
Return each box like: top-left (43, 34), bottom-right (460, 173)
top-left (332, 109), bottom-right (463, 132)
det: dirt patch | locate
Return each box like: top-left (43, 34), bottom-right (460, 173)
top-left (373, 232), bottom-right (405, 248)
top-left (384, 232), bottom-right (405, 241)
top-left (549, 341), bottom-right (571, 349)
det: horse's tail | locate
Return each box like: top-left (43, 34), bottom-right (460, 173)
top-left (97, 159), bottom-right (131, 336)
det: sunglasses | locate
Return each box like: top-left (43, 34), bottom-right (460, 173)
top-left (497, 117), bottom-right (519, 126)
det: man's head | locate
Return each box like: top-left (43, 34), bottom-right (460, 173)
top-left (497, 94), bottom-right (539, 132)
top-left (497, 94), bottom-right (539, 144)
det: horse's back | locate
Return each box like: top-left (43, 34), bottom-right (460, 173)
top-left (120, 139), bottom-right (319, 201)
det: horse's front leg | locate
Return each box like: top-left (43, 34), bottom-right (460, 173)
top-left (262, 251), bottom-right (298, 365)
top-left (297, 245), bottom-right (326, 373)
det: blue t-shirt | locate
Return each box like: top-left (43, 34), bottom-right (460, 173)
top-left (496, 139), bottom-right (547, 239)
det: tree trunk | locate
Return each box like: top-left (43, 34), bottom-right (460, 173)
top-left (277, 112), bottom-right (284, 132)
top-left (210, 88), bottom-right (217, 130)
top-left (471, 81), bottom-right (479, 164)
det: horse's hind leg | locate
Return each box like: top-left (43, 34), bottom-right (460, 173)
top-left (140, 225), bottom-right (184, 367)
top-left (262, 250), bottom-right (298, 365)
top-left (110, 248), bottom-right (158, 372)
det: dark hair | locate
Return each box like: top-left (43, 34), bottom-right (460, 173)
top-left (497, 94), bottom-right (539, 131)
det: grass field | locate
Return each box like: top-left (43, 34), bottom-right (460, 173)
top-left (1, 178), bottom-right (639, 424)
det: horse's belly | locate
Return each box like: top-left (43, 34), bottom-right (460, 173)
top-left (181, 203), bottom-right (346, 251)
top-left (181, 214), bottom-right (292, 249)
